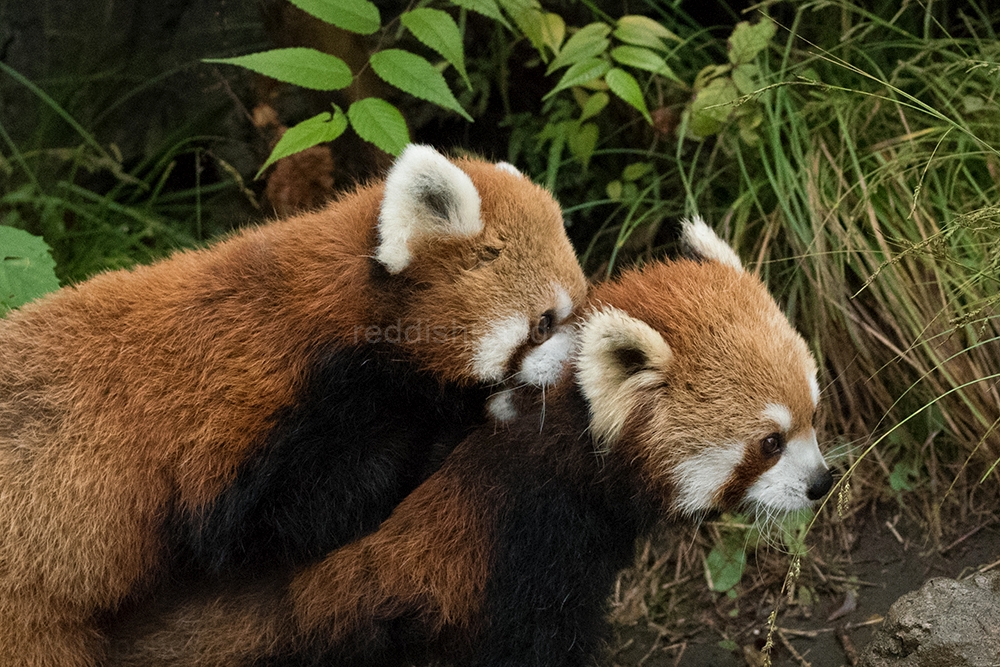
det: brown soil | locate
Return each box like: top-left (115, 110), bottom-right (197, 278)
top-left (608, 509), bottom-right (1000, 667)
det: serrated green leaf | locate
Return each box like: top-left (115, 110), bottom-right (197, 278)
top-left (401, 8), bottom-right (470, 88)
top-left (499, 0), bottom-right (547, 54)
top-left (205, 48), bottom-right (353, 90)
top-left (568, 121), bottom-right (598, 169)
top-left (348, 98), bottom-right (410, 156)
top-left (614, 15), bottom-right (679, 51)
top-left (257, 107), bottom-right (347, 177)
top-left (605, 67), bottom-right (651, 123)
top-left (610, 45), bottom-right (669, 75)
top-left (579, 91), bottom-right (609, 122)
top-left (288, 0), bottom-right (380, 35)
top-left (546, 23), bottom-right (611, 75)
top-left (728, 19), bottom-right (776, 65)
top-left (370, 49), bottom-right (472, 121)
top-left (450, 0), bottom-right (510, 29)
top-left (687, 77), bottom-right (739, 138)
top-left (544, 57), bottom-right (611, 99)
top-left (0, 226), bottom-right (60, 315)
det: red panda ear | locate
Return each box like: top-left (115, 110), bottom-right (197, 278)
top-left (680, 216), bottom-right (743, 271)
top-left (376, 145), bottom-right (484, 274)
top-left (576, 307), bottom-right (673, 449)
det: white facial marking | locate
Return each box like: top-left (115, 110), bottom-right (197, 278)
top-left (495, 161), bottom-right (523, 176)
top-left (671, 442), bottom-right (745, 516)
top-left (745, 428), bottom-right (829, 512)
top-left (472, 314), bottom-right (530, 382)
top-left (762, 403), bottom-right (792, 432)
top-left (680, 216), bottom-right (743, 271)
top-left (487, 389), bottom-right (518, 423)
top-left (808, 373), bottom-right (821, 407)
top-left (517, 330), bottom-right (575, 387)
top-left (377, 144), bottom-right (483, 274)
top-left (552, 284), bottom-right (573, 322)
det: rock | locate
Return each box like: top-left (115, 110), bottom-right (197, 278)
top-left (858, 571), bottom-right (1000, 667)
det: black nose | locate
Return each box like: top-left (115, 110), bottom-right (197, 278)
top-left (806, 468), bottom-right (834, 501)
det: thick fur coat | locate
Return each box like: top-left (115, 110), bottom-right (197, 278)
top-left (0, 145), bottom-right (586, 667)
top-left (107, 218), bottom-right (832, 667)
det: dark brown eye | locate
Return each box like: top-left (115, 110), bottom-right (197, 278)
top-left (533, 311), bottom-right (554, 343)
top-left (761, 433), bottom-right (784, 458)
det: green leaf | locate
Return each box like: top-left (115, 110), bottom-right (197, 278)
top-left (687, 76), bottom-right (739, 138)
top-left (0, 226), bottom-right (60, 315)
top-left (605, 180), bottom-right (622, 201)
top-left (728, 19), bottom-right (776, 65)
top-left (704, 536), bottom-right (746, 593)
top-left (257, 107), bottom-right (348, 177)
top-left (205, 48), bottom-right (352, 91)
top-left (604, 67), bottom-right (651, 123)
top-left (499, 0), bottom-right (547, 54)
top-left (579, 91), bottom-right (609, 122)
top-left (348, 98), bottom-right (410, 156)
top-left (400, 8), bottom-right (470, 88)
top-left (614, 15), bottom-right (679, 51)
top-left (567, 122), bottom-right (598, 169)
top-left (450, 0), bottom-right (510, 29)
top-left (288, 0), bottom-right (380, 35)
top-left (546, 23), bottom-right (611, 75)
top-left (369, 49), bottom-right (473, 121)
top-left (693, 63), bottom-right (731, 92)
top-left (621, 161), bottom-right (653, 181)
top-left (540, 12), bottom-right (566, 54)
top-left (731, 63), bottom-right (759, 95)
top-left (889, 461), bottom-right (919, 492)
top-left (544, 57), bottom-right (610, 99)
top-left (610, 45), bottom-right (670, 75)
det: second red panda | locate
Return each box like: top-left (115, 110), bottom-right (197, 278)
top-left (108, 217), bottom-right (833, 667)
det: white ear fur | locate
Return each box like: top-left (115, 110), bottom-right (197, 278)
top-left (680, 216), bottom-right (743, 271)
top-left (576, 307), bottom-right (673, 449)
top-left (377, 144), bottom-right (483, 274)
top-left (495, 161), bottom-right (524, 177)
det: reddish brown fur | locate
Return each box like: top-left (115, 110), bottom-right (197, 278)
top-left (292, 468), bottom-right (492, 640)
top-left (106, 467), bottom-right (493, 666)
top-left (0, 154), bottom-right (584, 667)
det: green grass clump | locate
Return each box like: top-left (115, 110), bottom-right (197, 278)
top-left (567, 0), bottom-right (1000, 529)
top-left (0, 61), bottom-right (251, 287)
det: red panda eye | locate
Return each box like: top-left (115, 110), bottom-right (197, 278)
top-left (532, 312), bottom-right (554, 343)
top-left (761, 433), bottom-right (784, 458)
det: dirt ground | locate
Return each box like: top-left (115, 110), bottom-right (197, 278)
top-left (608, 509), bottom-right (1000, 667)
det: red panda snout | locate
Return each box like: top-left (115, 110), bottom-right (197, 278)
top-left (743, 426), bottom-right (833, 512)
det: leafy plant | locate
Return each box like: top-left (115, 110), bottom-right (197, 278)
top-left (0, 227), bottom-right (59, 315)
top-left (208, 0), bottom-right (482, 172)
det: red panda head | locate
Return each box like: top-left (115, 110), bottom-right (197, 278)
top-left (577, 217), bottom-right (832, 518)
top-left (374, 146), bottom-right (587, 403)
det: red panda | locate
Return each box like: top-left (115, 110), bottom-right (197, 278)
top-left (0, 145), bottom-right (587, 667)
top-left (106, 217), bottom-right (834, 667)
